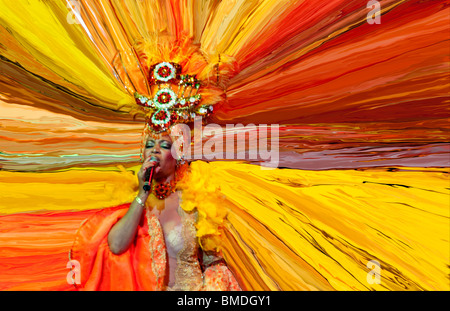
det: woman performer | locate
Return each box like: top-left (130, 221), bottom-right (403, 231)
top-left (69, 41), bottom-right (242, 291)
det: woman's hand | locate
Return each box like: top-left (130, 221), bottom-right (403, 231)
top-left (137, 156), bottom-right (160, 194)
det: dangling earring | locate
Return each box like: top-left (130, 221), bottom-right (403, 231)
top-left (176, 154), bottom-right (186, 166)
top-left (175, 140), bottom-right (187, 166)
top-left (175, 154), bottom-right (189, 182)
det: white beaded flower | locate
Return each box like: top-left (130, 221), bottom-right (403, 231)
top-left (153, 88), bottom-right (177, 109)
top-left (153, 62), bottom-right (176, 82)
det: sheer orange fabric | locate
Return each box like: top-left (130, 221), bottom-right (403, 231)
top-left (69, 204), bottom-right (157, 290)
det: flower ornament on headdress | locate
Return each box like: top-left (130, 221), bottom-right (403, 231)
top-left (134, 61), bottom-right (213, 134)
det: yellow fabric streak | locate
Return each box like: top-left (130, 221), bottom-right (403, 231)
top-left (201, 0), bottom-right (289, 55)
top-left (0, 166), bottom-right (138, 214)
top-left (0, 0), bottom-right (127, 105)
top-left (207, 162), bottom-right (449, 291)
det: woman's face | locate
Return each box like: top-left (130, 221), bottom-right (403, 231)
top-left (143, 135), bottom-right (176, 180)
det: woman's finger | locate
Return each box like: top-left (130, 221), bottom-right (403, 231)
top-left (139, 161), bottom-right (158, 179)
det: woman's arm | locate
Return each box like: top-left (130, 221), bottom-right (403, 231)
top-left (107, 191), bottom-right (148, 255)
top-left (107, 157), bottom-right (156, 255)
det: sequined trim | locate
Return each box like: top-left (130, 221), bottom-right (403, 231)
top-left (146, 210), bottom-right (167, 291)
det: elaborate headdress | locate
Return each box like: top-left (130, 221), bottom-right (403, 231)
top-left (114, 35), bottom-right (236, 137)
top-left (134, 60), bottom-right (211, 133)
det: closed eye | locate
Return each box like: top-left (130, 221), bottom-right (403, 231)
top-left (145, 140), bottom-right (171, 149)
top-left (160, 141), bottom-right (171, 149)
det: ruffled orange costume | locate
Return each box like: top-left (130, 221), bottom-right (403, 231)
top-left (69, 202), bottom-right (241, 291)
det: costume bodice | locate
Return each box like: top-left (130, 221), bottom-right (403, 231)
top-left (145, 208), bottom-right (203, 291)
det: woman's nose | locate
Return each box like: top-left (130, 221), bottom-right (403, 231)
top-left (151, 145), bottom-right (161, 153)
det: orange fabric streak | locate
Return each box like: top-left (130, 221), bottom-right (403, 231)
top-left (0, 210), bottom-right (96, 290)
top-left (217, 1), bottom-right (449, 125)
top-left (234, 0), bottom-right (363, 70)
